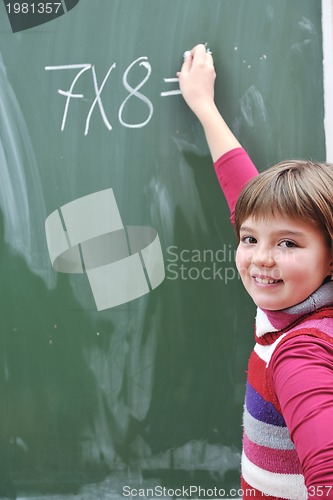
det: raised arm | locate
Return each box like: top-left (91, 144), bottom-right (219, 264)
top-left (177, 44), bottom-right (241, 162)
top-left (177, 44), bottom-right (258, 222)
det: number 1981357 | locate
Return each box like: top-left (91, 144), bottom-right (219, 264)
top-left (6, 2), bottom-right (62, 14)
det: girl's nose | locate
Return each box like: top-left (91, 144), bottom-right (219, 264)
top-left (252, 245), bottom-right (275, 267)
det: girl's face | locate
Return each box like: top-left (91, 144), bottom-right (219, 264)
top-left (236, 215), bottom-right (333, 311)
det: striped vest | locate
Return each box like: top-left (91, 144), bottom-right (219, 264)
top-left (241, 281), bottom-right (333, 499)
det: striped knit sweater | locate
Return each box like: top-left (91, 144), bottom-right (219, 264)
top-left (241, 280), bottom-right (333, 499)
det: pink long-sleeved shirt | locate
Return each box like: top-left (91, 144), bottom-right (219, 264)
top-left (214, 148), bottom-right (333, 496)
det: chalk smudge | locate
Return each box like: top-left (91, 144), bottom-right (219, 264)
top-left (0, 53), bottom-right (55, 288)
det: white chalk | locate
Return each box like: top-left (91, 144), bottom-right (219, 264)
top-left (204, 42), bottom-right (212, 54)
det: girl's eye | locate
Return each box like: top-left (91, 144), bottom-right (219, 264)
top-left (279, 240), bottom-right (297, 248)
top-left (241, 236), bottom-right (257, 244)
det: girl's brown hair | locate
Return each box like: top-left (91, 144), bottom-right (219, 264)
top-left (234, 160), bottom-right (333, 245)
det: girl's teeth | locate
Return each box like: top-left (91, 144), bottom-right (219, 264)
top-left (255, 277), bottom-right (278, 284)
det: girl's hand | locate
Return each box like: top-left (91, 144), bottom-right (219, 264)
top-left (177, 44), bottom-right (216, 121)
top-left (177, 43), bottom-right (241, 160)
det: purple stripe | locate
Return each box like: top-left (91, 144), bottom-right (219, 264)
top-left (245, 382), bottom-right (286, 427)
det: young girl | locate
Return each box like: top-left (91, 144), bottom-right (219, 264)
top-left (177, 44), bottom-right (333, 499)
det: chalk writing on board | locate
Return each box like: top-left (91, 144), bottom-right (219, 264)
top-left (45, 56), bottom-right (181, 135)
top-left (160, 78), bottom-right (182, 97)
top-left (118, 57), bottom-right (153, 129)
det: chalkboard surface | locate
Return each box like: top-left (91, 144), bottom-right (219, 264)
top-left (0, 0), bottom-right (325, 498)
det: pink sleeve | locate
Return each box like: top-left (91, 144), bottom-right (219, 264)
top-left (213, 148), bottom-right (258, 223)
top-left (270, 335), bottom-right (333, 496)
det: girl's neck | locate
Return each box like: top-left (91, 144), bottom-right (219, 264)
top-left (256, 279), bottom-right (333, 338)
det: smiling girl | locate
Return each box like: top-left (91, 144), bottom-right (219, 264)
top-left (178, 44), bottom-right (333, 499)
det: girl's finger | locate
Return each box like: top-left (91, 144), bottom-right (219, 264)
top-left (190, 43), bottom-right (207, 58)
top-left (191, 44), bottom-right (214, 68)
top-left (178, 50), bottom-right (193, 76)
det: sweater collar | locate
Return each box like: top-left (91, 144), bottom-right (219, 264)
top-left (255, 280), bottom-right (333, 338)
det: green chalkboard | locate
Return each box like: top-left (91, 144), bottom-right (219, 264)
top-left (0, 0), bottom-right (325, 498)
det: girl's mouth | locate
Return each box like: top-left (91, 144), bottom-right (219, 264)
top-left (254, 276), bottom-right (282, 285)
